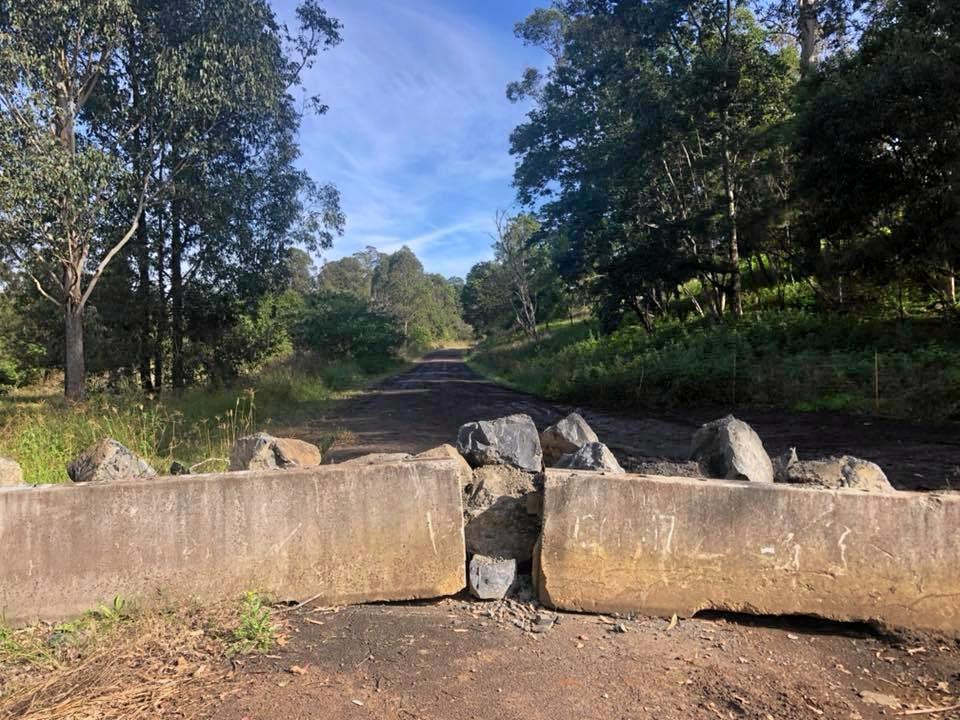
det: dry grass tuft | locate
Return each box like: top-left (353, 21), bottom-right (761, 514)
top-left (0, 604), bottom-right (242, 720)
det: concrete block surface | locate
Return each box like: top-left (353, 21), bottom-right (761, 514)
top-left (537, 470), bottom-right (960, 634)
top-left (0, 457), bottom-right (466, 624)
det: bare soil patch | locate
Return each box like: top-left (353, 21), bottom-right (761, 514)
top-left (192, 601), bottom-right (960, 720)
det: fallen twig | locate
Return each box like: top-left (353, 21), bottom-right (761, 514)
top-left (900, 703), bottom-right (960, 716)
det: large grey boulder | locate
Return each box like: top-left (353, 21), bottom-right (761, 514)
top-left (468, 555), bottom-right (517, 600)
top-left (690, 415), bottom-right (774, 483)
top-left (457, 414), bottom-right (542, 472)
top-left (556, 442), bottom-right (625, 474)
top-left (782, 454), bottom-right (895, 493)
top-left (67, 439), bottom-right (156, 483)
top-left (540, 413), bottom-right (599, 465)
top-left (229, 433), bottom-right (322, 471)
top-left (0, 457), bottom-right (25, 487)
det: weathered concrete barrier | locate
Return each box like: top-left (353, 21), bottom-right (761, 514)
top-left (0, 458), bottom-right (465, 624)
top-left (537, 470), bottom-right (960, 634)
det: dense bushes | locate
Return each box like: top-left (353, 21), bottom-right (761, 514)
top-left (292, 291), bottom-right (402, 367)
top-left (471, 313), bottom-right (960, 420)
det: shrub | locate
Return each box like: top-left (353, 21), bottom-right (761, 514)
top-left (471, 312), bottom-right (960, 420)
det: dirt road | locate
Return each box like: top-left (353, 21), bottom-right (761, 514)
top-left (200, 602), bottom-right (959, 720)
top-left (303, 348), bottom-right (959, 490)
top-left (182, 350), bottom-right (960, 719)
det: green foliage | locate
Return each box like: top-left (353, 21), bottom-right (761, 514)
top-left (472, 312), bottom-right (960, 420)
top-left (0, 350), bottom-right (401, 484)
top-left (793, 0), bottom-right (960, 301)
top-left (0, 0), bottom-right (344, 399)
top-left (293, 290), bottom-right (402, 363)
top-left (230, 592), bottom-right (275, 654)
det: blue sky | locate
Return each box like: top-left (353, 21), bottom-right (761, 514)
top-left (271, 0), bottom-right (546, 279)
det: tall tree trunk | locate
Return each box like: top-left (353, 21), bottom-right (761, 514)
top-left (129, 32), bottom-right (153, 391)
top-left (722, 142), bottom-right (744, 318)
top-left (136, 211), bottom-right (153, 390)
top-left (171, 201), bottom-right (185, 389)
top-left (63, 262), bottom-right (85, 402)
top-left (154, 199), bottom-right (166, 391)
top-left (798, 0), bottom-right (820, 73)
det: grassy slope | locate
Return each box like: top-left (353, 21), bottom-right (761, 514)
top-left (470, 312), bottom-right (960, 421)
top-left (0, 356), bottom-right (409, 485)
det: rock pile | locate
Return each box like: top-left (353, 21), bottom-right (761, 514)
top-left (690, 414), bottom-right (895, 493)
top-left (540, 413), bottom-right (622, 474)
top-left (453, 411), bottom-right (626, 601)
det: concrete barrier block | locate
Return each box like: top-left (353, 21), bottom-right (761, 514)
top-left (0, 458), bottom-right (466, 624)
top-left (538, 470), bottom-right (960, 634)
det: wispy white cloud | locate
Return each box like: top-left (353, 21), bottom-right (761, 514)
top-left (272, 0), bottom-right (545, 277)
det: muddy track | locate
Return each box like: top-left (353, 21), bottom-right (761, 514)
top-left (300, 348), bottom-right (960, 490)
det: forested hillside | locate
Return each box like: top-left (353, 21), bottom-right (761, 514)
top-left (466, 0), bottom-right (960, 420)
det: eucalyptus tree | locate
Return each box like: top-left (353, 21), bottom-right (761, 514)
top-left (0, 0), bottom-right (342, 399)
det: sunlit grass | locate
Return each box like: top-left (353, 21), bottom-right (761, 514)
top-left (0, 356), bottom-right (406, 485)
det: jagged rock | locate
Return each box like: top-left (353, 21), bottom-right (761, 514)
top-left (468, 555), bottom-right (517, 600)
top-left (67, 439), bottom-right (156, 483)
top-left (556, 442), bottom-right (625, 474)
top-left (772, 447), bottom-right (799, 482)
top-left (456, 414), bottom-right (543, 472)
top-left (540, 413), bottom-right (599, 465)
top-left (229, 433), bottom-right (322, 471)
top-left (690, 415), bottom-right (774, 483)
top-left (783, 455), bottom-right (895, 492)
top-left (0, 457), bottom-right (25, 487)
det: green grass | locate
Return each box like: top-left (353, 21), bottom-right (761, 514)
top-left (470, 311), bottom-right (960, 421)
top-left (229, 592), bottom-right (275, 655)
top-left (0, 354), bottom-right (408, 485)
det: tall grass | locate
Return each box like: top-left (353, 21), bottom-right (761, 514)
top-left (471, 312), bottom-right (960, 421)
top-left (0, 356), bottom-right (404, 485)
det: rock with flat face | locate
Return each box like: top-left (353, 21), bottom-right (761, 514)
top-left (555, 442), bottom-right (625, 474)
top-left (540, 413), bottom-right (599, 465)
top-left (469, 555), bottom-right (517, 600)
top-left (690, 415), bottom-right (774, 484)
top-left (272, 438), bottom-right (323, 468)
top-left (784, 455), bottom-right (894, 493)
top-left (229, 433), bottom-right (322, 471)
top-left (67, 439), bottom-right (156, 483)
top-left (457, 414), bottom-right (542, 472)
top-left (0, 457), bottom-right (25, 487)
